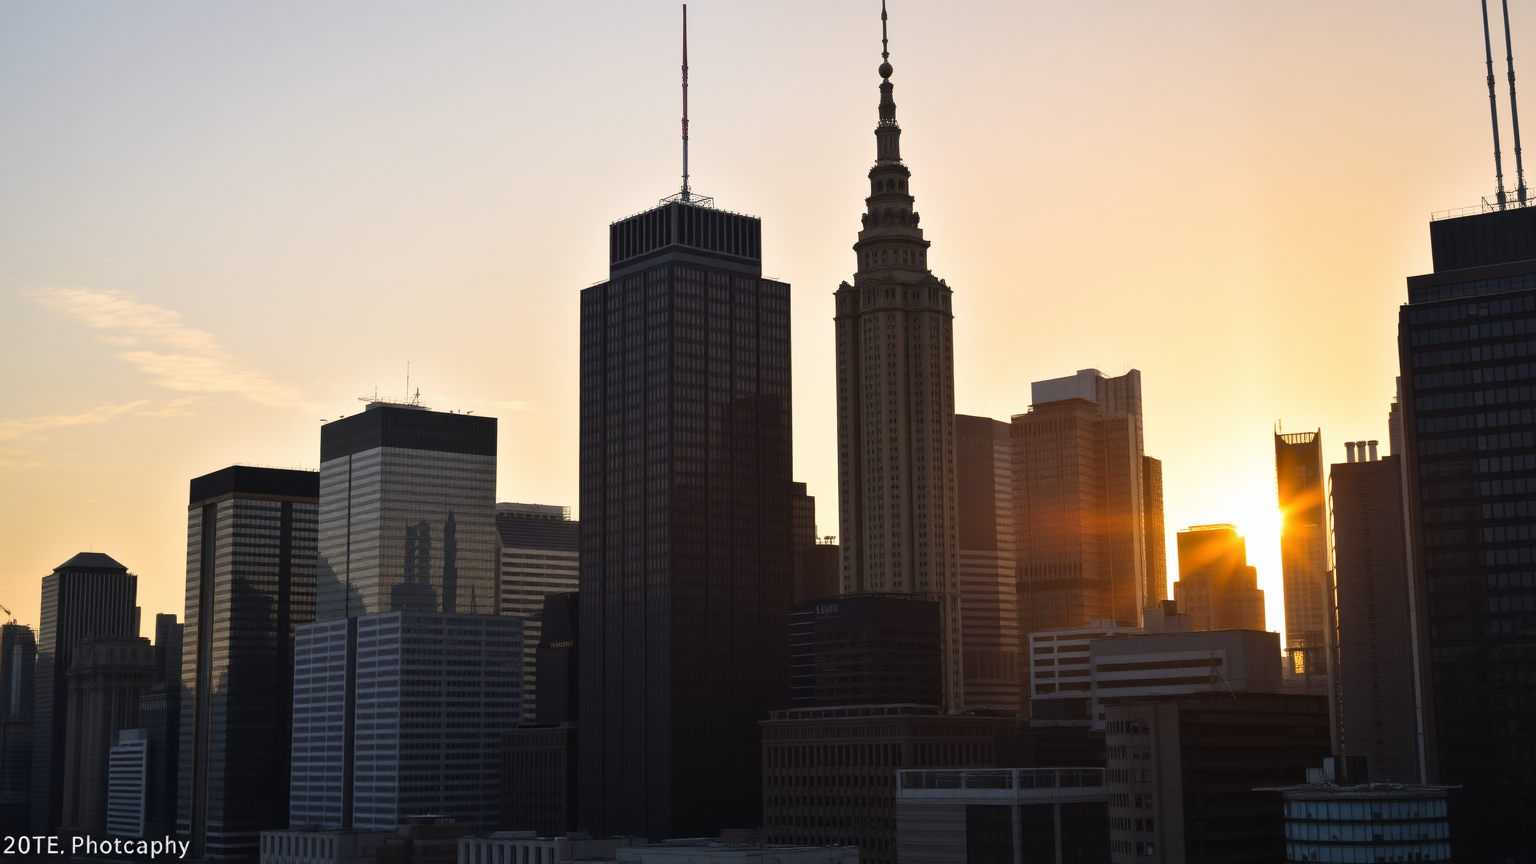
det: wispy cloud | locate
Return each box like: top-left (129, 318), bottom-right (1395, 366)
top-left (0, 401), bottom-right (152, 443)
top-left (36, 287), bottom-right (320, 411)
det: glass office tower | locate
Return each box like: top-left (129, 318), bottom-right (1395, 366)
top-left (316, 403), bottom-right (497, 619)
top-left (577, 196), bottom-right (793, 840)
top-left (179, 466), bottom-right (318, 859)
top-left (1398, 204), bottom-right (1536, 861)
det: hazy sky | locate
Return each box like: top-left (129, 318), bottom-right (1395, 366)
top-left (0, 1), bottom-right (1514, 640)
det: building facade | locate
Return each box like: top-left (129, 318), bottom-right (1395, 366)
top-left (498, 725), bottom-right (575, 837)
top-left (577, 192), bottom-right (793, 835)
top-left (31, 552), bottom-right (138, 833)
top-left (180, 465), bottom-right (320, 860)
top-left (833, 19), bottom-right (963, 711)
top-left (955, 415), bottom-right (1021, 714)
top-left (1171, 525), bottom-right (1265, 632)
top-left (317, 403), bottom-right (498, 620)
top-left (787, 595), bottom-right (941, 709)
top-left (494, 502), bottom-right (578, 723)
top-left (1274, 431), bottom-right (1336, 685)
top-left (106, 728), bottom-right (150, 838)
top-left (289, 611), bottom-right (521, 832)
top-left (1397, 204), bottom-right (1536, 861)
top-left (1329, 447), bottom-right (1425, 785)
top-left (894, 767), bottom-right (1110, 864)
top-left (60, 636), bottom-right (155, 835)
top-left (0, 622), bottom-right (35, 833)
top-left (1011, 369), bottom-right (1161, 640)
top-left (1269, 782), bottom-right (1450, 863)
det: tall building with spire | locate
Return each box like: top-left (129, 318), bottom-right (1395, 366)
top-left (834, 2), bottom-right (962, 712)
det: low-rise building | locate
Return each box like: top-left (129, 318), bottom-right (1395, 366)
top-left (894, 767), bottom-right (1109, 864)
top-left (1261, 780), bottom-right (1451, 863)
top-left (1089, 629), bottom-right (1283, 729)
top-left (258, 829), bottom-right (390, 864)
top-left (618, 840), bottom-right (858, 864)
top-left (459, 832), bottom-right (639, 864)
top-left (1026, 622), bottom-right (1141, 726)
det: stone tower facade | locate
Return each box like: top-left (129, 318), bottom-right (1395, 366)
top-left (834, 7), bottom-right (962, 711)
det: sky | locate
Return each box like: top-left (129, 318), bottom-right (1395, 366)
top-left (0, 1), bottom-right (1516, 641)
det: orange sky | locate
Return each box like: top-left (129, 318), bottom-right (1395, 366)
top-left (0, 1), bottom-right (1516, 642)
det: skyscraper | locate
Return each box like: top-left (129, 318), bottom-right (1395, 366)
top-left (1275, 430), bottom-right (1335, 680)
top-left (316, 402), bottom-right (498, 620)
top-left (577, 158), bottom-right (793, 837)
top-left (1012, 369), bottom-right (1159, 635)
top-left (1171, 524), bottom-right (1265, 632)
top-left (179, 466), bottom-right (319, 859)
top-left (0, 623), bottom-right (34, 834)
top-left (1397, 203), bottom-right (1536, 860)
top-left (31, 552), bottom-right (138, 833)
top-left (60, 636), bottom-right (154, 835)
top-left (833, 6), bottom-right (962, 710)
top-left (494, 502), bottom-right (579, 722)
top-left (955, 414), bottom-right (1020, 713)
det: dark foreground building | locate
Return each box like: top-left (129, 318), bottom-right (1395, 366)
top-left (577, 191), bottom-right (794, 838)
top-left (1398, 204), bottom-right (1536, 861)
top-left (180, 466), bottom-right (319, 859)
top-left (0, 623), bottom-right (35, 834)
top-left (787, 595), bottom-right (940, 709)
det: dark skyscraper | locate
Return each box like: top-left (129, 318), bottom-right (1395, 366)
top-left (179, 466), bottom-right (319, 860)
top-left (1398, 204), bottom-right (1536, 860)
top-left (31, 552), bottom-right (138, 833)
top-left (955, 414), bottom-right (1021, 713)
top-left (316, 402), bottom-right (498, 620)
top-left (576, 183), bottom-right (793, 834)
top-left (0, 623), bottom-right (35, 833)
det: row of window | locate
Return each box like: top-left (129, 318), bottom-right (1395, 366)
top-left (1416, 385), bottom-right (1534, 411)
top-left (1417, 430), bottom-right (1536, 456)
top-left (1412, 339), bottom-right (1535, 368)
top-left (1409, 316), bottom-right (1535, 346)
top-left (1417, 407), bottom-right (1535, 433)
top-left (1414, 360), bottom-right (1535, 390)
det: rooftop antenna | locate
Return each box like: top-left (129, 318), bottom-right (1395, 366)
top-left (1483, 0), bottom-right (1510, 209)
top-left (1503, 0), bottom-right (1528, 204)
top-left (405, 361), bottom-right (411, 400)
top-left (678, 3), bottom-right (691, 201)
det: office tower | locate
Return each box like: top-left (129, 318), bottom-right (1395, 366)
top-left (1329, 444), bottom-right (1423, 785)
top-left (786, 595), bottom-right (941, 708)
top-left (1142, 457), bottom-right (1168, 606)
top-left (1104, 693), bottom-right (1331, 864)
top-left (799, 543), bottom-right (840, 605)
top-left (760, 706), bottom-right (1014, 864)
top-left (1012, 369), bottom-right (1160, 640)
top-left (1397, 204), bottom-right (1536, 860)
top-left (180, 465), bottom-right (319, 860)
top-left (0, 623), bottom-right (34, 834)
top-left (534, 592), bottom-right (578, 726)
top-left (577, 130), bottom-right (792, 838)
top-left (139, 613), bottom-right (180, 836)
top-left (955, 414), bottom-right (1021, 713)
top-left (60, 636), bottom-right (155, 835)
top-left (106, 728), bottom-right (150, 839)
top-left (317, 402), bottom-right (498, 620)
top-left (31, 552), bottom-right (138, 832)
top-left (289, 611), bottom-right (520, 831)
top-left (1171, 524), bottom-right (1266, 632)
top-left (1274, 430), bottom-right (1336, 685)
top-left (833, 14), bottom-right (963, 711)
top-left (494, 503), bottom-right (579, 722)
top-left (500, 724), bottom-right (577, 837)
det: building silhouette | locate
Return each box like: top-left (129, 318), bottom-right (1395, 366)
top-left (1012, 369), bottom-right (1163, 638)
top-left (1329, 441), bottom-right (1423, 785)
top-left (955, 414), bottom-right (1021, 713)
top-left (31, 552), bottom-right (138, 833)
top-left (316, 402), bottom-right (498, 620)
top-left (576, 173), bottom-right (793, 835)
top-left (139, 612), bottom-right (181, 836)
top-left (1171, 524), bottom-right (1265, 632)
top-left (494, 502), bottom-right (579, 722)
top-left (832, 12), bottom-right (963, 709)
top-left (0, 623), bottom-right (35, 834)
top-left (1397, 203), bottom-right (1536, 860)
top-left (786, 595), bottom-right (941, 709)
top-left (60, 636), bottom-right (154, 836)
top-left (1274, 431), bottom-right (1336, 697)
top-left (179, 465), bottom-right (319, 859)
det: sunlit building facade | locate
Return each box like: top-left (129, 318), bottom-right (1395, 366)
top-left (1275, 430), bottom-right (1335, 688)
top-left (494, 502), bottom-right (578, 723)
top-left (1397, 204), bottom-right (1536, 861)
top-left (1172, 524), bottom-right (1265, 632)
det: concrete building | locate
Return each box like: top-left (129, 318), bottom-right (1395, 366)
top-left (579, 127), bottom-right (792, 842)
top-left (317, 401), bottom-right (498, 620)
top-left (1024, 622), bottom-right (1142, 725)
top-left (1261, 778), bottom-right (1451, 863)
top-left (833, 13), bottom-right (962, 712)
top-left (1089, 629), bottom-right (1283, 729)
top-left (1171, 525), bottom-right (1266, 632)
top-left (181, 465), bottom-right (319, 859)
top-left (955, 415), bottom-right (1021, 714)
top-left (1329, 443), bottom-right (1425, 785)
top-left (459, 833), bottom-right (640, 864)
top-left (60, 636), bottom-right (155, 835)
top-left (1011, 369), bottom-right (1165, 640)
top-left (760, 705), bottom-right (1014, 864)
top-left (31, 552), bottom-right (138, 832)
top-left (787, 595), bottom-right (941, 709)
top-left (894, 767), bottom-right (1109, 864)
top-left (105, 728), bottom-right (149, 838)
top-left (494, 502), bottom-right (578, 723)
top-left (259, 829), bottom-right (389, 864)
top-left (0, 622), bottom-right (35, 833)
top-left (289, 611), bottom-right (521, 832)
top-left (1397, 202), bottom-right (1536, 861)
top-left (1104, 693), bottom-right (1332, 864)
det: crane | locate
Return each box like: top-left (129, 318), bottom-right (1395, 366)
top-left (0, 603), bottom-right (15, 625)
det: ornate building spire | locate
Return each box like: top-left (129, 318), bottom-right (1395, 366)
top-left (857, 0), bottom-right (926, 278)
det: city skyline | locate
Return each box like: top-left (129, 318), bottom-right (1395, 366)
top-left (0, 0), bottom-right (1516, 644)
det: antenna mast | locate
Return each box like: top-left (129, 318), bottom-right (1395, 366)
top-left (1504, 0), bottom-right (1528, 204)
top-left (678, 5), bottom-right (691, 201)
top-left (1484, 0), bottom-right (1510, 209)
